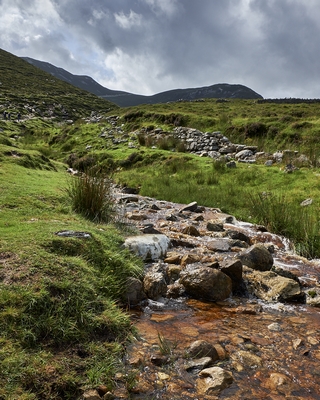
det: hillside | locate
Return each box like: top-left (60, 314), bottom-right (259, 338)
top-left (1, 47), bottom-right (320, 398)
top-left (0, 49), bottom-right (118, 120)
top-left (22, 56), bottom-right (263, 107)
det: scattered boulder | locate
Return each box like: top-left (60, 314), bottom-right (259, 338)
top-left (186, 340), bottom-right (219, 361)
top-left (243, 269), bottom-right (303, 302)
top-left (180, 266), bottom-right (232, 301)
top-left (124, 277), bottom-right (146, 306)
top-left (197, 367), bottom-right (233, 395)
top-left (237, 243), bottom-right (273, 271)
top-left (185, 357), bottom-right (213, 372)
top-left (143, 265), bottom-right (168, 300)
top-left (179, 201), bottom-right (198, 212)
top-left (124, 234), bottom-right (170, 261)
top-left (220, 259), bottom-right (243, 292)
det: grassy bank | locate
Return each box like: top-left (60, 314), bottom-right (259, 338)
top-left (0, 153), bottom-right (143, 398)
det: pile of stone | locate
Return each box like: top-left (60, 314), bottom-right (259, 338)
top-left (172, 126), bottom-right (260, 162)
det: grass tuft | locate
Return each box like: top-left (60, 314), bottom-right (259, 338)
top-left (66, 167), bottom-right (115, 223)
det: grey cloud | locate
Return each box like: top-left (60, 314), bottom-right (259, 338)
top-left (1, 0), bottom-right (320, 97)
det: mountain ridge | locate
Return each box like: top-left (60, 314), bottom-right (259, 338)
top-left (22, 56), bottom-right (263, 107)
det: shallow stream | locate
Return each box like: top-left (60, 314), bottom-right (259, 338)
top-left (115, 192), bottom-right (320, 399)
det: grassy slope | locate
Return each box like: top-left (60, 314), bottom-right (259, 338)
top-left (0, 146), bottom-right (144, 399)
top-left (0, 50), bottom-right (143, 398)
top-left (0, 48), bottom-right (118, 120)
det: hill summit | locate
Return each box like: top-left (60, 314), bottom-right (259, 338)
top-left (22, 56), bottom-right (263, 107)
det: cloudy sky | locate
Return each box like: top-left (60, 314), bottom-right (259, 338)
top-left (1, 0), bottom-right (320, 98)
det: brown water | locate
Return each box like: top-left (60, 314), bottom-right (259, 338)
top-left (127, 298), bottom-right (320, 399)
top-left (116, 192), bottom-right (320, 399)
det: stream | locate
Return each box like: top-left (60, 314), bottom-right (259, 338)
top-left (114, 191), bottom-right (320, 399)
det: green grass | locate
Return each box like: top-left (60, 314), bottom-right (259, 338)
top-left (0, 157), bottom-right (143, 398)
top-left (3, 47), bottom-right (320, 396)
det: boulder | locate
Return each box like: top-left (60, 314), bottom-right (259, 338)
top-left (123, 234), bottom-right (170, 261)
top-left (244, 269), bottom-right (303, 302)
top-left (186, 340), bottom-right (219, 361)
top-left (179, 201), bottom-right (198, 212)
top-left (220, 259), bottom-right (243, 292)
top-left (185, 357), bottom-right (213, 372)
top-left (235, 149), bottom-right (253, 159)
top-left (197, 367), bottom-right (233, 395)
top-left (181, 225), bottom-right (201, 237)
top-left (237, 243), bottom-right (273, 271)
top-left (180, 266), bottom-right (232, 301)
top-left (124, 277), bottom-right (146, 306)
top-left (143, 267), bottom-right (167, 300)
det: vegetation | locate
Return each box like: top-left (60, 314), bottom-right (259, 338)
top-left (1, 48), bottom-right (320, 397)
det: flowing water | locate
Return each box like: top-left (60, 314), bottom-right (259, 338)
top-left (127, 298), bottom-right (320, 399)
top-left (115, 192), bottom-right (320, 399)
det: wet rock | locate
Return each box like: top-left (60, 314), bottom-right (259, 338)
top-left (180, 266), bottom-right (232, 301)
top-left (121, 186), bottom-right (140, 194)
top-left (126, 212), bottom-right (149, 221)
top-left (181, 225), bottom-right (201, 236)
top-left (166, 213), bottom-right (178, 221)
top-left (220, 259), bottom-right (243, 292)
top-left (237, 243), bottom-right (273, 271)
top-left (263, 372), bottom-right (293, 393)
top-left (181, 253), bottom-right (201, 267)
top-left (185, 357), bottom-right (213, 372)
top-left (268, 323), bottom-right (282, 332)
top-left (164, 252), bottom-right (182, 264)
top-left (166, 265), bottom-right (182, 283)
top-left (143, 269), bottom-right (167, 300)
top-left (124, 277), bottom-right (146, 306)
top-left (141, 223), bottom-right (162, 234)
top-left (292, 338), bottom-right (303, 350)
top-left (82, 389), bottom-right (101, 400)
top-left (118, 194), bottom-right (139, 203)
top-left (166, 282), bottom-right (185, 298)
top-left (197, 367), bottom-right (233, 395)
top-left (179, 201), bottom-right (198, 212)
top-left (207, 221), bottom-right (224, 232)
top-left (124, 234), bottom-right (170, 261)
top-left (272, 265), bottom-right (301, 283)
top-left (226, 229), bottom-right (251, 244)
top-left (244, 269), bottom-right (303, 302)
top-left (206, 238), bottom-right (233, 252)
top-left (232, 350), bottom-right (263, 368)
top-left (305, 288), bottom-right (320, 307)
top-left (150, 354), bottom-right (169, 366)
top-left (186, 340), bottom-right (219, 361)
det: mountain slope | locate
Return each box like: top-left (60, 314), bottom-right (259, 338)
top-left (22, 57), bottom-right (263, 107)
top-left (0, 49), bottom-right (118, 120)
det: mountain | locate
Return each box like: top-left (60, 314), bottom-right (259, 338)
top-left (0, 49), bottom-right (117, 120)
top-left (22, 57), bottom-right (263, 107)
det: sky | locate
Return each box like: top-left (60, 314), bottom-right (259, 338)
top-left (1, 0), bottom-right (320, 99)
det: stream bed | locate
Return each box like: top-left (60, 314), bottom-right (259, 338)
top-left (113, 191), bottom-right (320, 399)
